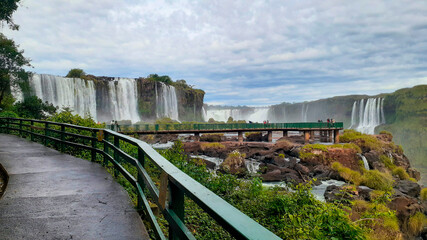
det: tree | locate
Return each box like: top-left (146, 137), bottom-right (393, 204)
top-left (13, 96), bottom-right (57, 119)
top-left (0, 33), bottom-right (31, 105)
top-left (0, 0), bottom-right (21, 30)
top-left (66, 68), bottom-right (86, 78)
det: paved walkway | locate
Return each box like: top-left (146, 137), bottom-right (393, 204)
top-left (0, 134), bottom-right (149, 240)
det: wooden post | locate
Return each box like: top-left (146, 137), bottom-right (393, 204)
top-left (304, 131), bottom-right (310, 143)
top-left (283, 130), bottom-right (288, 137)
top-left (310, 130), bottom-right (315, 140)
top-left (267, 131), bottom-right (273, 142)
top-left (329, 130), bottom-right (333, 142)
top-left (238, 131), bottom-right (243, 143)
top-left (194, 132), bottom-right (200, 142)
top-left (334, 129), bottom-right (340, 143)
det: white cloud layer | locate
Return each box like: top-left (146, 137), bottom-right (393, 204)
top-left (3, 0), bottom-right (427, 105)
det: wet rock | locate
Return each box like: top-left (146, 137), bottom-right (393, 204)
top-left (272, 156), bottom-right (287, 167)
top-left (245, 132), bottom-right (263, 142)
top-left (395, 180), bottom-right (421, 198)
top-left (294, 163), bottom-right (310, 175)
top-left (200, 134), bottom-right (224, 142)
top-left (364, 150), bottom-right (381, 166)
top-left (358, 186), bottom-right (373, 201)
top-left (392, 153), bottom-right (411, 170)
top-left (388, 196), bottom-right (423, 223)
top-left (408, 168), bottom-right (421, 181)
top-left (261, 169), bottom-right (283, 182)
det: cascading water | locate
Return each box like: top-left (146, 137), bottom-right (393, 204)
top-left (301, 104), bottom-right (309, 122)
top-left (350, 97), bottom-right (385, 134)
top-left (30, 74), bottom-right (97, 119)
top-left (358, 153), bottom-right (370, 170)
top-left (28, 74), bottom-right (143, 123)
top-left (201, 106), bottom-right (207, 121)
top-left (107, 78), bottom-right (141, 123)
top-left (156, 82), bottom-right (179, 121)
top-left (205, 107), bottom-right (271, 123)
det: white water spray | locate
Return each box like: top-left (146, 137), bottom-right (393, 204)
top-left (350, 98), bottom-right (385, 134)
top-left (156, 82), bottom-right (179, 121)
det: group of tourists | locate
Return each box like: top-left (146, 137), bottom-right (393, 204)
top-left (110, 120), bottom-right (121, 131)
top-left (318, 118), bottom-right (336, 126)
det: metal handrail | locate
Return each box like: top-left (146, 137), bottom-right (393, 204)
top-left (0, 117), bottom-right (281, 240)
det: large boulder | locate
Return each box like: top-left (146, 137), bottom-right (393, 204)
top-left (395, 180), bottom-right (421, 198)
top-left (407, 168), bottom-right (421, 181)
top-left (388, 196), bottom-right (424, 223)
top-left (219, 150), bottom-right (247, 176)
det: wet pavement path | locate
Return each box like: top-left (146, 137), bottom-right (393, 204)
top-left (0, 134), bottom-right (149, 240)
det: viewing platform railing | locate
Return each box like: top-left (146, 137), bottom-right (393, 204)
top-left (110, 122), bottom-right (344, 133)
top-left (0, 117), bottom-right (280, 240)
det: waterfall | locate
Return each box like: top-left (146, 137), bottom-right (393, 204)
top-left (358, 154), bottom-right (370, 170)
top-left (107, 78), bottom-right (141, 123)
top-left (156, 82), bottom-right (179, 121)
top-left (350, 101), bottom-right (357, 128)
top-left (27, 74), bottom-right (142, 123)
top-left (349, 97), bottom-right (385, 134)
top-left (245, 159), bottom-right (261, 174)
top-left (205, 107), bottom-right (271, 123)
top-left (201, 106), bottom-right (207, 122)
top-left (30, 74), bottom-right (97, 119)
top-left (301, 104), bottom-right (309, 122)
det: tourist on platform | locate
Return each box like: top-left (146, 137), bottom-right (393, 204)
top-left (110, 120), bottom-right (115, 130)
top-left (115, 120), bottom-right (121, 132)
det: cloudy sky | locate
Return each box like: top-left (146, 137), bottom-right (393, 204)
top-left (3, 0), bottom-right (427, 106)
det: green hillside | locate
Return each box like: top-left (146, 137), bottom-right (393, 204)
top-left (378, 85), bottom-right (427, 185)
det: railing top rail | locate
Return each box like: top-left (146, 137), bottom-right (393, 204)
top-left (0, 117), bottom-right (99, 131)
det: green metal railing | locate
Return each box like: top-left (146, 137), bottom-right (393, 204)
top-left (110, 122), bottom-right (344, 132)
top-left (0, 117), bottom-right (280, 240)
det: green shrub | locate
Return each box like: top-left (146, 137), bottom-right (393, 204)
top-left (421, 188), bottom-right (427, 201)
top-left (380, 130), bottom-right (392, 135)
top-left (407, 212), bottom-right (427, 236)
top-left (0, 110), bottom-right (18, 118)
top-left (200, 142), bottom-right (225, 151)
top-left (331, 162), bottom-right (363, 185)
top-left (379, 154), bottom-right (395, 170)
top-left (392, 167), bottom-right (410, 180)
top-left (340, 129), bottom-right (382, 152)
top-left (362, 170), bottom-right (394, 192)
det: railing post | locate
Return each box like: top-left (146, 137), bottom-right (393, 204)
top-left (113, 135), bottom-right (120, 177)
top-left (91, 130), bottom-right (96, 162)
top-left (169, 181), bottom-right (184, 240)
top-left (19, 119), bottom-right (22, 136)
top-left (137, 148), bottom-right (145, 210)
top-left (60, 125), bottom-right (65, 152)
top-left (44, 122), bottom-right (48, 146)
top-left (103, 132), bottom-right (109, 167)
top-left (30, 120), bottom-right (34, 141)
top-left (6, 118), bottom-right (10, 134)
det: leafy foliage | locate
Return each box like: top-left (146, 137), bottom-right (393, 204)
top-left (13, 96), bottom-right (57, 119)
top-left (0, 33), bottom-right (31, 105)
top-left (66, 68), bottom-right (86, 78)
top-left (0, 0), bottom-right (21, 30)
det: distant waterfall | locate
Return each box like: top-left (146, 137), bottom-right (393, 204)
top-left (350, 98), bottom-right (385, 134)
top-left (107, 78), bottom-right (140, 123)
top-left (205, 107), bottom-right (271, 123)
top-left (201, 106), bottom-right (207, 121)
top-left (301, 104), bottom-right (309, 122)
top-left (30, 74), bottom-right (97, 119)
top-left (156, 82), bottom-right (179, 121)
